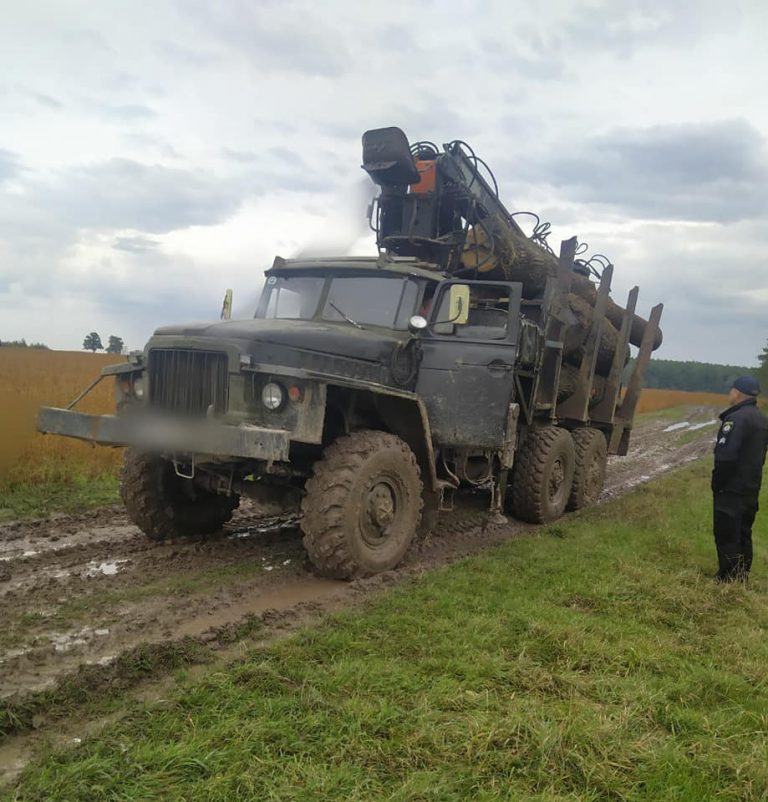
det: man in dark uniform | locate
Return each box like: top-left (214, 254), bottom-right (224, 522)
top-left (712, 376), bottom-right (768, 581)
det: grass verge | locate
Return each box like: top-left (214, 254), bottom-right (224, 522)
top-left (0, 474), bottom-right (119, 521)
top-left (5, 460), bottom-right (768, 801)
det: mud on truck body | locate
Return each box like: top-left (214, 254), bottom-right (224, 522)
top-left (38, 127), bottom-right (663, 579)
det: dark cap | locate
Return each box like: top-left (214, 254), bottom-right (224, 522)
top-left (732, 375), bottom-right (760, 396)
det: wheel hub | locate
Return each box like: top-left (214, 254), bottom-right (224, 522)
top-left (549, 458), bottom-right (565, 501)
top-left (362, 481), bottom-right (397, 544)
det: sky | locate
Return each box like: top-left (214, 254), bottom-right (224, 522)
top-left (1, 0), bottom-right (767, 364)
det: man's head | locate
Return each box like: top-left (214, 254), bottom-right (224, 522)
top-left (728, 375), bottom-right (760, 405)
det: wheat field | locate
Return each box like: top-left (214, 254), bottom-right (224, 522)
top-left (0, 348), bottom-right (124, 489)
top-left (0, 349), bottom-right (732, 490)
top-left (635, 387), bottom-right (728, 414)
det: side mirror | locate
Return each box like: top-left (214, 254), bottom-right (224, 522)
top-left (448, 284), bottom-right (470, 325)
top-left (220, 289), bottom-right (233, 320)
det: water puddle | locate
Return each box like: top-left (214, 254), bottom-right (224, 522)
top-left (175, 576), bottom-right (345, 638)
top-left (664, 419), bottom-right (717, 434)
top-left (0, 646), bottom-right (33, 664)
top-left (85, 560), bottom-right (127, 578)
top-left (50, 626), bottom-right (111, 653)
top-left (663, 421), bottom-right (690, 432)
top-left (688, 419), bottom-right (717, 431)
top-left (260, 555), bottom-right (293, 572)
top-left (230, 515), bottom-right (299, 540)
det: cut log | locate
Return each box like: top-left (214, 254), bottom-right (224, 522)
top-left (557, 364), bottom-right (607, 407)
top-left (563, 295), bottom-right (628, 375)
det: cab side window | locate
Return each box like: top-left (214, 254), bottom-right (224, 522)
top-left (432, 284), bottom-right (510, 340)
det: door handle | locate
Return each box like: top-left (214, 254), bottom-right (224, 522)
top-left (487, 359), bottom-right (514, 373)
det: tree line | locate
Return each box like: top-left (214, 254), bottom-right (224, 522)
top-left (629, 339), bottom-right (767, 394)
top-left (758, 340), bottom-right (768, 390)
top-left (0, 339), bottom-right (49, 349)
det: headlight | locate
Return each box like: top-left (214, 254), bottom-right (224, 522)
top-left (132, 375), bottom-right (145, 399)
top-left (261, 382), bottom-right (283, 410)
top-left (408, 314), bottom-right (428, 334)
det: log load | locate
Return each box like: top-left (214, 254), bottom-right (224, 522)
top-left (563, 294), bottom-right (629, 375)
top-left (460, 218), bottom-right (663, 352)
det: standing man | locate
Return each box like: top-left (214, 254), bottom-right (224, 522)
top-left (712, 376), bottom-right (768, 581)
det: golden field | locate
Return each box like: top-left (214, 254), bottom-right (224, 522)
top-left (635, 387), bottom-right (728, 414)
top-left (0, 348), bottom-right (124, 489)
top-left (0, 349), bottom-right (733, 490)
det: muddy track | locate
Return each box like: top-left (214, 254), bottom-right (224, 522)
top-left (0, 409), bottom-right (718, 704)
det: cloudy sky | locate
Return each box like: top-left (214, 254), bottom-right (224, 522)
top-left (1, 0), bottom-right (767, 364)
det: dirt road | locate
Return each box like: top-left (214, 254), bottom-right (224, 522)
top-left (0, 408), bottom-right (718, 702)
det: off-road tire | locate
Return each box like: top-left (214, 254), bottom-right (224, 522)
top-left (301, 430), bottom-right (423, 579)
top-left (120, 449), bottom-right (239, 541)
top-left (510, 426), bottom-right (575, 523)
top-left (567, 427), bottom-right (608, 511)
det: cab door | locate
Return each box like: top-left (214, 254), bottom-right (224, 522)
top-left (416, 281), bottom-right (523, 448)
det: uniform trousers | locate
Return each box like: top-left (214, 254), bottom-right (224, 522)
top-left (713, 491), bottom-right (759, 580)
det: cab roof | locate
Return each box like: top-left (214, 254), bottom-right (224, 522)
top-left (267, 255), bottom-right (445, 282)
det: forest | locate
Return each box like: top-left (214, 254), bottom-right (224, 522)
top-left (635, 358), bottom-right (761, 394)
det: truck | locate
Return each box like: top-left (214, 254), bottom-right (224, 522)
top-left (38, 127), bottom-right (663, 579)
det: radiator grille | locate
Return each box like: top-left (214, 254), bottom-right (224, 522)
top-left (148, 349), bottom-right (229, 416)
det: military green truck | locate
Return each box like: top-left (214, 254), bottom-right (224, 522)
top-left (38, 127), bottom-right (662, 578)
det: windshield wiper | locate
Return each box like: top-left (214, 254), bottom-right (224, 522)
top-left (329, 302), bottom-right (365, 330)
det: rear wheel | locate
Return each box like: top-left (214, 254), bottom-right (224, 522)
top-left (567, 427), bottom-right (607, 511)
top-left (120, 449), bottom-right (239, 540)
top-left (301, 430), bottom-right (423, 579)
top-left (510, 426), bottom-right (575, 523)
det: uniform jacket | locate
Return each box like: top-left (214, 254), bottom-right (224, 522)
top-left (712, 397), bottom-right (768, 495)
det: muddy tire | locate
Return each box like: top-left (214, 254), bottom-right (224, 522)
top-left (301, 430), bottom-right (423, 579)
top-left (120, 449), bottom-right (239, 540)
top-left (567, 427), bottom-right (608, 511)
top-left (510, 426), bottom-right (575, 523)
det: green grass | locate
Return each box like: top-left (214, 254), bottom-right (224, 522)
top-left (0, 473), bottom-right (119, 521)
top-left (6, 461), bottom-right (768, 801)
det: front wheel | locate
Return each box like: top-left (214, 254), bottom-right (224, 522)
top-left (301, 430), bottom-right (423, 579)
top-left (120, 449), bottom-right (239, 540)
top-left (510, 426), bottom-right (575, 523)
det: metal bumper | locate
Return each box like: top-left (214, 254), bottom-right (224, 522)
top-left (37, 407), bottom-right (290, 461)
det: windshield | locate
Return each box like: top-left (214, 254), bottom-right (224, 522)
top-left (262, 276), bottom-right (324, 319)
top-left (257, 274), bottom-right (421, 330)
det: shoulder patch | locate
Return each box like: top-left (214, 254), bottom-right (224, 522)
top-left (722, 421), bottom-right (734, 434)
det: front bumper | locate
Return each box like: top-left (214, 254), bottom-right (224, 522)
top-left (37, 407), bottom-right (290, 461)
